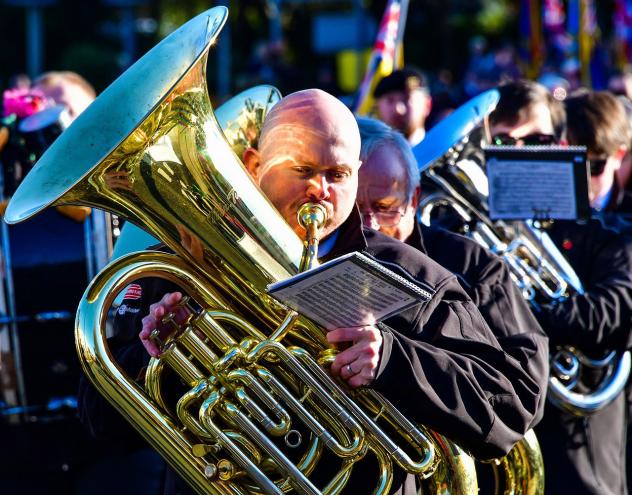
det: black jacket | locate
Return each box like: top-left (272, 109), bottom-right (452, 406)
top-left (534, 216), bottom-right (632, 495)
top-left (604, 180), bottom-right (632, 215)
top-left (79, 210), bottom-right (540, 494)
top-left (406, 221), bottom-right (549, 431)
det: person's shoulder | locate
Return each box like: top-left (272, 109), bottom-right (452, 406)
top-left (363, 227), bottom-right (457, 290)
top-left (552, 217), bottom-right (632, 255)
top-left (421, 224), bottom-right (499, 264)
top-left (616, 189), bottom-right (632, 215)
top-left (420, 224), bottom-right (505, 282)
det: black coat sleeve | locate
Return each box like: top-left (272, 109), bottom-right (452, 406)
top-left (534, 223), bottom-right (632, 352)
top-left (468, 255), bottom-right (549, 428)
top-left (371, 275), bottom-right (542, 460)
top-left (419, 225), bottom-right (549, 431)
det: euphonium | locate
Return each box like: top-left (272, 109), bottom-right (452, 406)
top-left (5, 7), bottom-right (478, 494)
top-left (414, 90), bottom-right (551, 495)
top-left (413, 90), bottom-right (631, 420)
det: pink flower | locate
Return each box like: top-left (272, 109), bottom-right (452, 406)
top-left (2, 88), bottom-right (50, 118)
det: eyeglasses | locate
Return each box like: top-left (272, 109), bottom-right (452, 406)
top-left (491, 133), bottom-right (558, 146)
top-left (361, 208), bottom-right (406, 227)
top-left (587, 158), bottom-right (608, 176)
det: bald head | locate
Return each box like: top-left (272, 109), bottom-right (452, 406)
top-left (243, 88), bottom-right (362, 240)
top-left (258, 89), bottom-right (361, 174)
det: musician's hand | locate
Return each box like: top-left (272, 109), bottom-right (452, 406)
top-left (139, 291), bottom-right (191, 357)
top-left (327, 325), bottom-right (383, 388)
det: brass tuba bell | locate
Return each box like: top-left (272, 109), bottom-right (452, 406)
top-left (6, 7), bottom-right (478, 494)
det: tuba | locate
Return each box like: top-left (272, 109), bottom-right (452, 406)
top-left (5, 7), bottom-right (479, 494)
top-left (413, 90), bottom-right (631, 419)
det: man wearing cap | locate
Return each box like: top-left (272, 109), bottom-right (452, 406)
top-left (373, 68), bottom-right (432, 146)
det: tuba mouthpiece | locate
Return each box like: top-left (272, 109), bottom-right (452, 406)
top-left (297, 203), bottom-right (327, 233)
top-left (297, 203), bottom-right (327, 272)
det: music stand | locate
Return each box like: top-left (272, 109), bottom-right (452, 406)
top-left (484, 145), bottom-right (590, 221)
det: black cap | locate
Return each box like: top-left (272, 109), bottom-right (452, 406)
top-left (373, 68), bottom-right (428, 99)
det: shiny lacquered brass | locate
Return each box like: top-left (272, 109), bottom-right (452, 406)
top-left (484, 429), bottom-right (544, 495)
top-left (6, 7), bottom-right (479, 494)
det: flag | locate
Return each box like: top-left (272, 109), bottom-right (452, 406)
top-left (519, 0), bottom-right (544, 78)
top-left (352, 0), bottom-right (408, 115)
top-left (580, 0), bottom-right (599, 86)
top-left (542, 0), bottom-right (567, 59)
top-left (580, 0), bottom-right (598, 60)
top-left (568, 0), bottom-right (599, 86)
top-left (614, 0), bottom-right (632, 69)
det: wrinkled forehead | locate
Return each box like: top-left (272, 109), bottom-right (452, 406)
top-left (358, 147), bottom-right (409, 201)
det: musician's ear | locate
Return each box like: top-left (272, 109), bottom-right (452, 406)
top-left (411, 185), bottom-right (421, 210)
top-left (243, 147), bottom-right (262, 181)
top-left (424, 95), bottom-right (432, 118)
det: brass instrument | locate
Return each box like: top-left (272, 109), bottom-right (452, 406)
top-left (414, 90), bottom-right (549, 495)
top-left (109, 84), bottom-right (283, 261)
top-left (413, 90), bottom-right (631, 419)
top-left (5, 7), bottom-right (478, 494)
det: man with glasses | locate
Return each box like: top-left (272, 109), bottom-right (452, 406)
top-left (355, 116), bottom-right (549, 446)
top-left (563, 89), bottom-right (632, 495)
top-left (565, 90), bottom-right (632, 215)
top-left (488, 81), bottom-right (632, 495)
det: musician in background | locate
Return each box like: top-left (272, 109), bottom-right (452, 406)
top-left (562, 89), bottom-right (632, 495)
top-left (355, 115), bottom-right (549, 434)
top-left (373, 68), bottom-right (431, 146)
top-left (87, 88), bottom-right (542, 495)
top-left (488, 80), bottom-right (632, 495)
top-left (12, 71), bottom-right (97, 222)
top-left (564, 91), bottom-right (632, 216)
top-left (31, 71), bottom-right (96, 122)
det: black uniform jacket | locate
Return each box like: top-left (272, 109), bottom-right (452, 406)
top-left (79, 209), bottom-right (540, 494)
top-left (605, 180), bottom-right (632, 215)
top-left (406, 221), bottom-right (549, 430)
top-left (534, 215), bottom-right (632, 495)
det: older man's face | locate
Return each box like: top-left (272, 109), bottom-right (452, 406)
top-left (247, 90), bottom-right (362, 240)
top-left (357, 144), bottom-right (417, 242)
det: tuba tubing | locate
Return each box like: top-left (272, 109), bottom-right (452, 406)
top-left (77, 252), bottom-right (248, 495)
top-left (7, 7), bottom-right (479, 494)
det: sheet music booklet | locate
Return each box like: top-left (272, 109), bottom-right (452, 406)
top-left (484, 145), bottom-right (590, 220)
top-left (267, 251), bottom-right (432, 330)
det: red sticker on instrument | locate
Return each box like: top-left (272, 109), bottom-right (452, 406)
top-left (123, 284), bottom-right (142, 300)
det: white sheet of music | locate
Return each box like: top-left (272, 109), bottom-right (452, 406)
top-left (267, 252), bottom-right (431, 330)
top-left (487, 158), bottom-right (578, 220)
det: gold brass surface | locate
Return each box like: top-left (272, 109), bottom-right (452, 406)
top-left (5, 7), bottom-right (480, 495)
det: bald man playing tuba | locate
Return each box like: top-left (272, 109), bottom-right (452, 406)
top-left (80, 89), bottom-right (541, 495)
